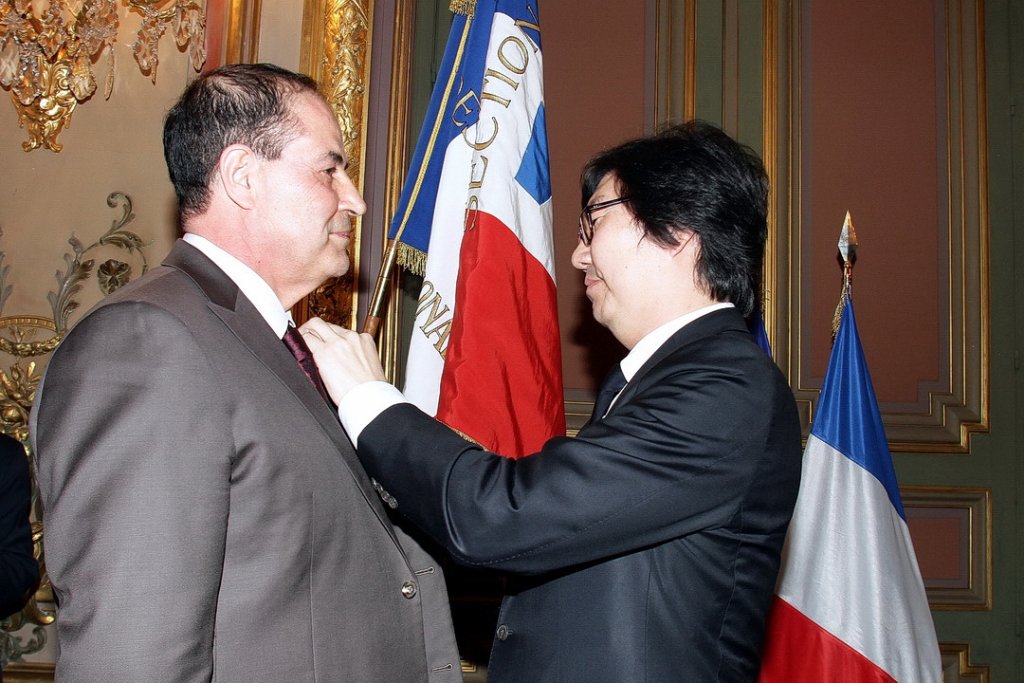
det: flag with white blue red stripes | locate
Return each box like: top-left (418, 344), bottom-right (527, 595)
top-left (758, 296), bottom-right (941, 682)
top-left (388, 0), bottom-right (564, 457)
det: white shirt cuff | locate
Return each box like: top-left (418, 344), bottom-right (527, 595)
top-left (337, 381), bottom-right (407, 447)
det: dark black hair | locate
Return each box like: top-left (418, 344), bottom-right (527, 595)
top-left (163, 63), bottom-right (321, 220)
top-left (580, 120), bottom-right (769, 317)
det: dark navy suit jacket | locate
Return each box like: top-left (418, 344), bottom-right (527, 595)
top-left (358, 307), bottom-right (803, 682)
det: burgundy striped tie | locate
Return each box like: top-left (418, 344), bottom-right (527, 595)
top-left (282, 326), bottom-right (333, 406)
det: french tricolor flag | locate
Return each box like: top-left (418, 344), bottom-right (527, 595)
top-left (387, 0), bottom-right (564, 457)
top-left (758, 297), bottom-right (941, 682)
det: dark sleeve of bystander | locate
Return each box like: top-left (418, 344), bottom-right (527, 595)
top-left (0, 433), bottom-right (38, 619)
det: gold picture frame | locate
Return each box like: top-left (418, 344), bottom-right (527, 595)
top-left (293, 0), bottom-right (375, 330)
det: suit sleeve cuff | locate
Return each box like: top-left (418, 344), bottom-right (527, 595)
top-left (337, 381), bottom-right (407, 446)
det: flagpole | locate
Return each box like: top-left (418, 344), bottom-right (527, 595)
top-left (362, 239), bottom-right (400, 338)
top-left (361, 2), bottom-right (478, 339)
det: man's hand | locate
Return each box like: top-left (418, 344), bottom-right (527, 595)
top-left (300, 317), bottom-right (387, 404)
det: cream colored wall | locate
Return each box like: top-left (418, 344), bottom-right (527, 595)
top-left (257, 0), bottom-right (305, 70)
top-left (0, 13), bottom-right (192, 333)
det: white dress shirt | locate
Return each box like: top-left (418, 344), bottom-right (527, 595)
top-left (608, 302), bottom-right (735, 412)
top-left (182, 233), bottom-right (292, 337)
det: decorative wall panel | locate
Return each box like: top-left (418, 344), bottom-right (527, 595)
top-left (903, 486), bottom-right (991, 609)
top-left (940, 642), bottom-right (991, 682)
top-left (768, 0), bottom-right (988, 452)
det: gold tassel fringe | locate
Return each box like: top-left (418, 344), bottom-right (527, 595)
top-left (395, 242), bottom-right (428, 276)
top-left (830, 263), bottom-right (852, 346)
top-left (449, 0), bottom-right (476, 17)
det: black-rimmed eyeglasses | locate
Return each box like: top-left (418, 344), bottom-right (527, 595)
top-left (577, 196), bottom-right (631, 246)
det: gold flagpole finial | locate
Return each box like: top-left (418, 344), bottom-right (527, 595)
top-left (831, 211), bottom-right (858, 343)
top-left (838, 210), bottom-right (858, 268)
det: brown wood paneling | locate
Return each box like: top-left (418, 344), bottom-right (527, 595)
top-left (544, 2), bottom-right (647, 396)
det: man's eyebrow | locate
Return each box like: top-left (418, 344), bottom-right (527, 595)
top-left (325, 150), bottom-right (347, 169)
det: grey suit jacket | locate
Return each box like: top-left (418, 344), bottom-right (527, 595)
top-left (31, 241), bottom-right (461, 683)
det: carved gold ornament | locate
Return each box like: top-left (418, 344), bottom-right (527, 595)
top-left (0, 192), bottom-right (149, 668)
top-left (0, 0), bottom-right (206, 152)
top-left (296, 0), bottom-right (372, 329)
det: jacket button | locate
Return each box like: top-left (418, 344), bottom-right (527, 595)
top-left (372, 478), bottom-right (399, 509)
top-left (401, 581), bottom-right (417, 599)
top-left (496, 624), bottom-right (510, 640)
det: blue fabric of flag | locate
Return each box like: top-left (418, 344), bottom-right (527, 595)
top-left (515, 103), bottom-right (551, 204)
top-left (386, 5), bottom-right (491, 252)
top-left (388, 0), bottom-right (540, 255)
top-left (747, 309), bottom-right (772, 357)
top-left (811, 298), bottom-right (905, 518)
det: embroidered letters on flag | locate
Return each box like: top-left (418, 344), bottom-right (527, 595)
top-left (387, 0), bottom-right (564, 457)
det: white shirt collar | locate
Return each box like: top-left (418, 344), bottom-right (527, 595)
top-left (619, 302), bottom-right (735, 381)
top-left (182, 233), bottom-right (293, 338)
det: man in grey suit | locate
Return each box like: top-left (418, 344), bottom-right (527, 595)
top-left (302, 121), bottom-right (803, 681)
top-left (31, 63), bottom-right (461, 683)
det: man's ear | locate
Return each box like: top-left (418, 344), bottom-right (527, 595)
top-left (217, 144), bottom-right (257, 210)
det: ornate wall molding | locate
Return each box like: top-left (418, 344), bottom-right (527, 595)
top-left (2, 661), bottom-right (57, 682)
top-left (378, 0), bottom-right (414, 378)
top-left (653, 0), bottom-right (697, 124)
top-left (0, 0), bottom-right (205, 153)
top-left (225, 0), bottom-right (263, 63)
top-left (940, 642), bottom-right (991, 682)
top-left (294, 0), bottom-right (374, 329)
top-left (903, 486), bottom-right (991, 610)
top-left (767, 0), bottom-right (988, 453)
top-left (0, 192), bottom-right (149, 676)
top-left (656, 1), bottom-right (989, 453)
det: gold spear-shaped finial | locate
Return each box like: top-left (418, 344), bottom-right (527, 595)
top-left (838, 210), bottom-right (858, 266)
top-left (831, 211), bottom-right (858, 343)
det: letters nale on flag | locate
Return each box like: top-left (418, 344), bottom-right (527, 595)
top-left (758, 214), bottom-right (941, 682)
top-left (386, 0), bottom-right (564, 457)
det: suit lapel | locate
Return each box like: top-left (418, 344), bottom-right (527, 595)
top-left (612, 308), bottom-right (748, 410)
top-left (162, 241), bottom-right (398, 528)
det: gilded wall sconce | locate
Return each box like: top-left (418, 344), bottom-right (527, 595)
top-left (0, 0), bottom-right (206, 153)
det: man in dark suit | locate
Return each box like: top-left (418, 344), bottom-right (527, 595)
top-left (0, 432), bottom-right (37, 621)
top-left (303, 121), bottom-right (802, 681)
top-left (31, 64), bottom-right (460, 683)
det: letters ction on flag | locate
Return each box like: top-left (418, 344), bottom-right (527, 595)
top-left (758, 298), bottom-right (941, 682)
top-left (387, 0), bottom-right (564, 457)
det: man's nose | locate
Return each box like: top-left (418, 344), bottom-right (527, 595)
top-left (571, 239), bottom-right (590, 270)
top-left (337, 175), bottom-right (367, 216)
